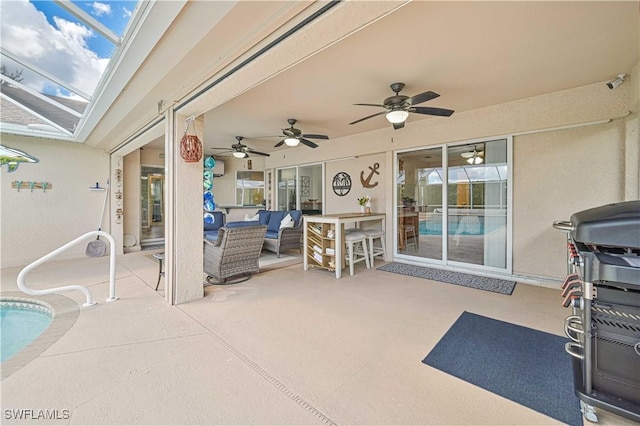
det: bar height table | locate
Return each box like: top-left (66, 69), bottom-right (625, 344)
top-left (303, 213), bottom-right (386, 279)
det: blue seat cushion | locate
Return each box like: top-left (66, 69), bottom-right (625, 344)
top-left (204, 232), bottom-right (218, 242)
top-left (264, 230), bottom-right (279, 239)
top-left (225, 220), bottom-right (261, 229)
top-left (267, 210), bottom-right (286, 233)
top-left (257, 210), bottom-right (271, 226)
top-left (288, 210), bottom-right (302, 226)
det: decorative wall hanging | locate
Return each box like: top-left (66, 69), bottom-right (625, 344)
top-left (332, 172), bottom-right (351, 196)
top-left (1, 145), bottom-right (39, 172)
top-left (360, 162), bottom-right (380, 188)
top-left (11, 181), bottom-right (51, 191)
top-left (203, 155), bottom-right (216, 217)
top-left (180, 116), bottom-right (203, 162)
top-left (300, 176), bottom-right (310, 197)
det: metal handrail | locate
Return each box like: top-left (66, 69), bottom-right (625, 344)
top-left (17, 231), bottom-right (118, 307)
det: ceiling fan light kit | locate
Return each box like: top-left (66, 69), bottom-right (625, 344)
top-left (284, 137), bottom-right (300, 146)
top-left (233, 151), bottom-right (247, 158)
top-left (462, 146), bottom-right (484, 164)
top-left (386, 110), bottom-right (409, 124)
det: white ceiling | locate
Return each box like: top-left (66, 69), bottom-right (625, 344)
top-left (96, 1), bottom-right (639, 155)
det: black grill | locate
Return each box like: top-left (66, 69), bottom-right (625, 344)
top-left (554, 200), bottom-right (640, 423)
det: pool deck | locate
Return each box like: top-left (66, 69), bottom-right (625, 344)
top-left (1, 250), bottom-right (635, 425)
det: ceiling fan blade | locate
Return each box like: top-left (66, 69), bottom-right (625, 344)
top-left (354, 103), bottom-right (386, 108)
top-left (299, 138), bottom-right (319, 148)
top-left (246, 148), bottom-right (270, 157)
top-left (302, 133), bottom-right (329, 140)
top-left (274, 139), bottom-right (285, 148)
top-left (409, 91), bottom-right (439, 106)
top-left (410, 106), bottom-right (454, 117)
top-left (349, 110), bottom-right (386, 125)
top-left (393, 121), bottom-right (405, 130)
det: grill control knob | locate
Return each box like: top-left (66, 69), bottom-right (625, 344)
top-left (562, 288), bottom-right (583, 308)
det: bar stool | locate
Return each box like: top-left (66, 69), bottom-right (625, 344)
top-left (362, 228), bottom-right (386, 265)
top-left (404, 224), bottom-right (418, 250)
top-left (153, 252), bottom-right (165, 290)
top-left (344, 231), bottom-right (370, 275)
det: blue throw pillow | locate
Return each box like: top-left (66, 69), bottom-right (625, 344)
top-left (204, 212), bottom-right (224, 231)
top-left (257, 210), bottom-right (271, 226)
top-left (288, 210), bottom-right (302, 226)
top-left (267, 210), bottom-right (286, 233)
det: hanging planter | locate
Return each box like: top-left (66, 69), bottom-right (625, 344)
top-left (180, 116), bottom-right (203, 162)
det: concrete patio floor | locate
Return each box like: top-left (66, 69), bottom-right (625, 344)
top-left (1, 250), bottom-right (635, 425)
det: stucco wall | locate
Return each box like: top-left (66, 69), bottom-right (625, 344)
top-left (512, 122), bottom-right (625, 280)
top-left (324, 153), bottom-right (386, 215)
top-left (1, 136), bottom-right (109, 268)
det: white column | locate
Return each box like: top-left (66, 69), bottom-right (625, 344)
top-left (166, 111), bottom-right (204, 304)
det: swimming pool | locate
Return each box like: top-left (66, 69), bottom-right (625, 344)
top-left (419, 221), bottom-right (504, 236)
top-left (1, 300), bottom-right (52, 363)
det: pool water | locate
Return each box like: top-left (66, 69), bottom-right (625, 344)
top-left (419, 221), bottom-right (503, 236)
top-left (1, 303), bottom-right (52, 363)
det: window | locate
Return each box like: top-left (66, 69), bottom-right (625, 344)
top-left (236, 171), bottom-right (264, 206)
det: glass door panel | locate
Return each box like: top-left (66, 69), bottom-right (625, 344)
top-left (140, 166), bottom-right (165, 243)
top-left (446, 139), bottom-right (508, 268)
top-left (276, 167), bottom-right (297, 211)
top-left (397, 147), bottom-right (443, 259)
top-left (298, 164), bottom-right (323, 215)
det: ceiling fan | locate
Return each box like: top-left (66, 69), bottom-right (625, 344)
top-left (211, 136), bottom-right (270, 158)
top-left (350, 82), bottom-right (454, 130)
top-left (461, 146), bottom-right (484, 164)
top-left (273, 118), bottom-right (329, 148)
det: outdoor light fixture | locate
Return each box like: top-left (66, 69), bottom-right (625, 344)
top-left (385, 110), bottom-right (409, 124)
top-left (284, 137), bottom-right (300, 147)
top-left (232, 151), bottom-right (247, 158)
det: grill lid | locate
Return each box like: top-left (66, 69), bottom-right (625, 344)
top-left (570, 201), bottom-right (640, 248)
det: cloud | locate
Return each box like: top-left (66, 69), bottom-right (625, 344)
top-left (90, 2), bottom-right (112, 17)
top-left (0, 0), bottom-right (107, 96)
top-left (122, 6), bottom-right (132, 19)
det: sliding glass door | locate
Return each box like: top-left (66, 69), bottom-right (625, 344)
top-left (276, 167), bottom-right (297, 211)
top-left (396, 138), bottom-right (511, 272)
top-left (276, 164), bottom-right (324, 213)
top-left (397, 147), bottom-right (443, 259)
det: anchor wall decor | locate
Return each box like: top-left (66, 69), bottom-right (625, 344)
top-left (360, 162), bottom-right (380, 188)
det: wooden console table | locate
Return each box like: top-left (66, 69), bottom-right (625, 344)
top-left (303, 213), bottom-right (386, 279)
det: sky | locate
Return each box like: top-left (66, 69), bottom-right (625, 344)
top-left (1, 0), bottom-right (138, 98)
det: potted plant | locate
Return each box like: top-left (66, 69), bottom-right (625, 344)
top-left (358, 196), bottom-right (371, 213)
top-left (402, 196), bottom-right (415, 207)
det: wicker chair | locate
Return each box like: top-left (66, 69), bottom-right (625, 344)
top-left (259, 210), bottom-right (304, 258)
top-left (203, 223), bottom-right (267, 284)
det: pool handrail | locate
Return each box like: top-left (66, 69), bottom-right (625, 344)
top-left (16, 231), bottom-right (118, 307)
